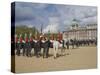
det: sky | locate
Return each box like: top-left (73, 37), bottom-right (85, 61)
top-left (14, 2), bottom-right (97, 33)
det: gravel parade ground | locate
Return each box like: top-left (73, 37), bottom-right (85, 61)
top-left (14, 46), bottom-right (97, 73)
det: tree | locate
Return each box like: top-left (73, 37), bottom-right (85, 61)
top-left (15, 25), bottom-right (39, 38)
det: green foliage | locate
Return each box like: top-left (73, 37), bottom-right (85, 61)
top-left (15, 25), bottom-right (39, 38)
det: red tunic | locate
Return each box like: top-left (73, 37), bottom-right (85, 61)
top-left (20, 37), bottom-right (23, 43)
top-left (25, 37), bottom-right (28, 43)
top-left (30, 37), bottom-right (33, 42)
top-left (15, 37), bottom-right (18, 43)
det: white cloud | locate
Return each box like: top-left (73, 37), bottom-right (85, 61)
top-left (43, 17), bottom-right (59, 33)
top-left (32, 3), bottom-right (47, 9)
top-left (15, 2), bottom-right (97, 32)
top-left (56, 5), bottom-right (97, 25)
top-left (80, 16), bottom-right (97, 25)
top-left (43, 24), bottom-right (59, 33)
top-left (27, 25), bottom-right (34, 28)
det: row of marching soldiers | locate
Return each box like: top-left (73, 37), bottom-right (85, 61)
top-left (15, 33), bottom-right (66, 59)
top-left (15, 33), bottom-right (97, 59)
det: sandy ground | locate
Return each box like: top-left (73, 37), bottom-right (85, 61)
top-left (14, 46), bottom-right (97, 73)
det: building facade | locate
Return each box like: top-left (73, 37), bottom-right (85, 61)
top-left (63, 23), bottom-right (97, 41)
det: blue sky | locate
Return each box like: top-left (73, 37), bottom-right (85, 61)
top-left (14, 2), bottom-right (97, 33)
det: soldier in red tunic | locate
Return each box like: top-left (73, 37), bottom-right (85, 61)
top-left (28, 33), bottom-right (33, 57)
top-left (24, 33), bottom-right (28, 56)
top-left (24, 33), bottom-right (28, 43)
top-left (21, 33), bottom-right (27, 56)
top-left (15, 34), bottom-right (18, 55)
top-left (16, 34), bottom-right (22, 56)
top-left (19, 34), bottom-right (23, 44)
top-left (19, 34), bottom-right (23, 55)
top-left (29, 33), bottom-right (33, 42)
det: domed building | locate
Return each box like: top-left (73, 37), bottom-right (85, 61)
top-left (63, 19), bottom-right (97, 41)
